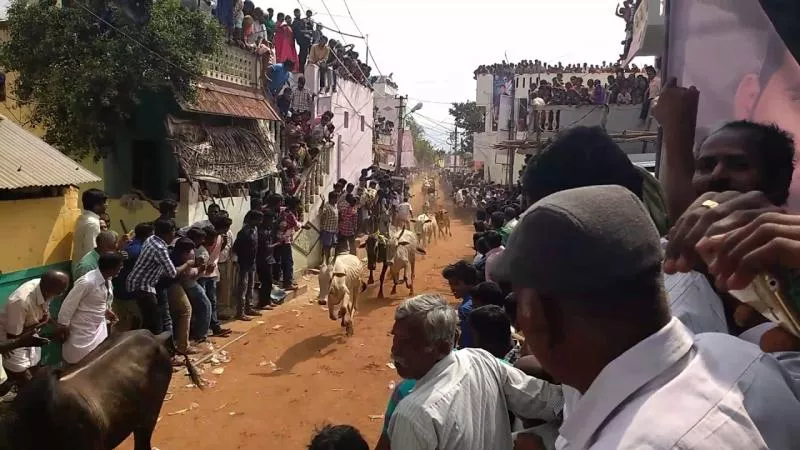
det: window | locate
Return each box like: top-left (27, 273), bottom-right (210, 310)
top-left (360, 115), bottom-right (365, 132)
top-left (131, 140), bottom-right (166, 200)
top-left (344, 111), bottom-right (349, 128)
top-left (522, 77), bottom-right (526, 88)
top-left (515, 77), bottom-right (519, 88)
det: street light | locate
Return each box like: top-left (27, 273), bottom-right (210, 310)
top-left (408, 102), bottom-right (423, 115)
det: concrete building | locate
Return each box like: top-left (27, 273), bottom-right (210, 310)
top-left (472, 71), bottom-right (657, 184)
top-left (371, 76), bottom-right (415, 168)
top-left (295, 65), bottom-right (375, 270)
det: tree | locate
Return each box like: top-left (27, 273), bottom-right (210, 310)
top-left (449, 101), bottom-right (485, 154)
top-left (406, 116), bottom-right (439, 168)
top-left (448, 101), bottom-right (485, 133)
top-left (0, 0), bottom-right (223, 160)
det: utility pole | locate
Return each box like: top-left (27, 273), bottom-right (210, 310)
top-left (395, 95), bottom-right (407, 174)
top-left (507, 75), bottom-right (517, 186)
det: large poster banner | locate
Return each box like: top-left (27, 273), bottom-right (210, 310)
top-left (492, 73), bottom-right (513, 131)
top-left (667, 0), bottom-right (800, 209)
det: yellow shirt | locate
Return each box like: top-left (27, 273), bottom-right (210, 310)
top-left (308, 44), bottom-right (330, 65)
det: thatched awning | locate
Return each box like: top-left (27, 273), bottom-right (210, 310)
top-left (166, 115), bottom-right (278, 184)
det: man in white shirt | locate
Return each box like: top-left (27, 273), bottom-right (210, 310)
top-left (493, 185), bottom-right (800, 449)
top-left (72, 188), bottom-right (108, 274)
top-left (57, 253), bottom-right (124, 365)
top-left (387, 294), bottom-right (563, 450)
top-left (0, 271), bottom-right (69, 388)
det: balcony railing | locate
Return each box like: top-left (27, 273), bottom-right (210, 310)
top-left (203, 43), bottom-right (261, 88)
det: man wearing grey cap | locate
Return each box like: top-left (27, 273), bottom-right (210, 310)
top-left (492, 185), bottom-right (800, 449)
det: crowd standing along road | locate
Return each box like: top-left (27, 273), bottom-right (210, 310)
top-left (120, 180), bottom-right (475, 449)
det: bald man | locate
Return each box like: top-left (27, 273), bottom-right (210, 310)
top-left (73, 230), bottom-right (119, 281)
top-left (0, 270), bottom-right (69, 389)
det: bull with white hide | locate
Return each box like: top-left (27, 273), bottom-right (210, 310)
top-left (411, 213), bottom-right (437, 250)
top-left (379, 225), bottom-right (426, 299)
top-left (317, 253), bottom-right (367, 336)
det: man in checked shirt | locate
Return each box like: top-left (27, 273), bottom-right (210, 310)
top-left (290, 76), bottom-right (314, 115)
top-left (126, 218), bottom-right (196, 335)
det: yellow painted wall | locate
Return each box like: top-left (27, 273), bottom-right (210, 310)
top-left (0, 187), bottom-right (81, 274)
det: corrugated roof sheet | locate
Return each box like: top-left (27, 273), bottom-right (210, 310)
top-left (0, 115), bottom-right (101, 190)
top-left (181, 79), bottom-right (282, 121)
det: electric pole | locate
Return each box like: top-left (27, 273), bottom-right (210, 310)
top-left (454, 125), bottom-right (459, 152)
top-left (508, 75), bottom-right (516, 187)
top-left (395, 95), bottom-right (407, 174)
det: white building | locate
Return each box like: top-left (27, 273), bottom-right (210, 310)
top-left (472, 71), bottom-right (656, 184)
top-left (372, 76), bottom-right (415, 168)
top-left (293, 65), bottom-right (374, 269)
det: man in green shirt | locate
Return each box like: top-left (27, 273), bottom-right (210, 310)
top-left (73, 230), bottom-right (118, 280)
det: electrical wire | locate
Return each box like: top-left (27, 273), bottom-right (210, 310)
top-left (411, 112), bottom-right (452, 131)
top-left (76, 3), bottom-right (195, 77)
top-left (339, 0), bottom-right (383, 78)
top-left (413, 111), bottom-right (455, 127)
top-left (317, 0), bottom-right (371, 85)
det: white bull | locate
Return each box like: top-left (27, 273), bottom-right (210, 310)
top-left (412, 213), bottom-right (437, 249)
top-left (317, 253), bottom-right (366, 336)
top-left (379, 225), bottom-right (425, 298)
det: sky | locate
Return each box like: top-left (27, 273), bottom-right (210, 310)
top-left (257, 0), bottom-right (634, 150)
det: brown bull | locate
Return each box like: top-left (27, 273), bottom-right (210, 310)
top-left (434, 209), bottom-right (452, 237)
top-left (1, 330), bottom-right (202, 450)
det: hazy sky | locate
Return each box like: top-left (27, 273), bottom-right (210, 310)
top-left (262, 0), bottom-right (633, 149)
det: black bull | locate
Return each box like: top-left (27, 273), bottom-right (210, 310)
top-left (364, 234), bottom-right (387, 285)
top-left (0, 330), bottom-right (202, 450)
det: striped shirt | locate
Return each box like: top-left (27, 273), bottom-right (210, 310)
top-left (125, 235), bottom-right (177, 294)
top-left (388, 348), bottom-right (563, 450)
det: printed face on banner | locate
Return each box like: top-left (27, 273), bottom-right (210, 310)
top-left (669, 0), bottom-right (800, 210)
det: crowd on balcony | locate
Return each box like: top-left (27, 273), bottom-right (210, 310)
top-left (528, 65), bottom-right (658, 106)
top-left (211, 2), bottom-right (372, 92)
top-left (474, 60), bottom-right (649, 79)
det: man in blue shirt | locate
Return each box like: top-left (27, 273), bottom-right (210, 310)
top-left (268, 60), bottom-right (295, 96)
top-left (442, 261), bottom-right (478, 348)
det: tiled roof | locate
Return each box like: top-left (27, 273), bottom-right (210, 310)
top-left (0, 115), bottom-right (100, 190)
top-left (181, 79), bottom-right (282, 121)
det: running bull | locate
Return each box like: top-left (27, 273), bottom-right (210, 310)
top-left (0, 330), bottom-right (202, 450)
top-left (317, 253), bottom-right (367, 336)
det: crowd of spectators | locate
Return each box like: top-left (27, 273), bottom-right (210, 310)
top-left (528, 65), bottom-right (658, 106)
top-left (211, 2), bottom-right (372, 95)
top-left (474, 60), bottom-right (648, 79)
top-left (278, 106), bottom-right (336, 200)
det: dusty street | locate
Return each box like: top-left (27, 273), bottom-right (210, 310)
top-left (121, 189), bottom-right (474, 450)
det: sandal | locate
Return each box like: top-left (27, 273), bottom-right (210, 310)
top-left (212, 328), bottom-right (233, 337)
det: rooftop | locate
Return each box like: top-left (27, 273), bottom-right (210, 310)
top-left (0, 115), bottom-right (100, 190)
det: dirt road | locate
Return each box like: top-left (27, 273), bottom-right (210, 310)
top-left (122, 184), bottom-right (474, 450)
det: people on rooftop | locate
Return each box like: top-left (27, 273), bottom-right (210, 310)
top-left (210, 3), bottom-right (373, 88)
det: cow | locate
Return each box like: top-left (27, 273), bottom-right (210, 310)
top-left (317, 253), bottom-right (367, 336)
top-left (380, 225), bottom-right (426, 298)
top-left (411, 213), bottom-right (437, 250)
top-left (434, 209), bottom-right (452, 237)
top-left (1, 330), bottom-right (202, 450)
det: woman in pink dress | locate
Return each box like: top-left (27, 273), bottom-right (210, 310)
top-left (273, 15), bottom-right (299, 72)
